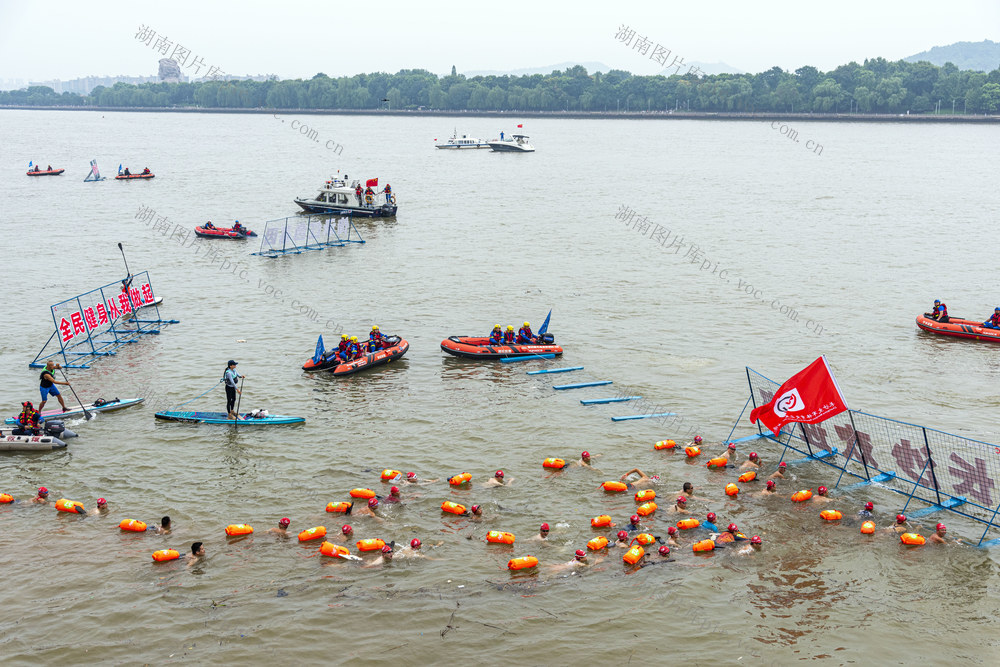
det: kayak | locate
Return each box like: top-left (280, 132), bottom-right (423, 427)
top-left (154, 411), bottom-right (305, 425)
top-left (27, 169), bottom-right (64, 176)
top-left (440, 335), bottom-right (562, 360)
top-left (194, 226), bottom-right (257, 239)
top-left (0, 434), bottom-right (66, 451)
top-left (4, 397), bottom-right (144, 425)
top-left (915, 314), bottom-right (1000, 344)
top-left (115, 173), bottom-right (155, 180)
top-left (302, 336), bottom-right (409, 375)
top-left (119, 297), bottom-right (164, 322)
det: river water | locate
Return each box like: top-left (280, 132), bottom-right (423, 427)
top-left (1, 110), bottom-right (999, 664)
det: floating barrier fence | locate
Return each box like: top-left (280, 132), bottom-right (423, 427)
top-left (252, 214), bottom-right (364, 257)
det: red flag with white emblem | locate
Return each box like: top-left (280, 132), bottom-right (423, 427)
top-left (750, 356), bottom-right (848, 435)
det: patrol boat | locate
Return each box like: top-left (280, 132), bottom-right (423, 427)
top-left (435, 130), bottom-right (491, 149)
top-left (487, 134), bottom-right (535, 153)
top-left (294, 176), bottom-right (398, 217)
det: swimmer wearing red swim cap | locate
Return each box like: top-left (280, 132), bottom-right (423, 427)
top-left (770, 462), bottom-right (787, 480)
top-left (532, 523), bottom-right (551, 542)
top-left (268, 517), bottom-right (292, 537)
top-left (484, 470), bottom-right (514, 488)
top-left (741, 452), bottom-right (761, 470)
top-left (386, 486), bottom-right (402, 503)
top-left (576, 451), bottom-right (600, 467)
top-left (614, 530), bottom-right (630, 548)
top-left (928, 523), bottom-right (950, 544)
top-left (812, 485), bottom-right (833, 505)
top-left (31, 487), bottom-right (50, 504)
top-left (761, 479), bottom-right (778, 497)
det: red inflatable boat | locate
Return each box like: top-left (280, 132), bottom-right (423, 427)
top-left (115, 172), bottom-right (155, 180)
top-left (440, 335), bottom-right (562, 359)
top-left (302, 336), bottom-right (409, 376)
top-left (195, 225), bottom-right (257, 238)
top-left (916, 314), bottom-right (1000, 343)
top-left (27, 168), bottom-right (64, 176)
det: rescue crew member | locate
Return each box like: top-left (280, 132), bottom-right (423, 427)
top-left (14, 401), bottom-right (41, 435)
top-left (383, 183), bottom-right (392, 203)
top-left (355, 183), bottom-right (363, 204)
top-left (38, 360), bottom-right (69, 413)
top-left (489, 325), bottom-right (503, 345)
top-left (349, 336), bottom-right (363, 360)
top-left (927, 299), bottom-right (949, 323)
top-left (232, 220), bottom-right (242, 233)
top-left (123, 167), bottom-right (131, 176)
top-left (502, 326), bottom-right (516, 344)
top-left (983, 307), bottom-right (1000, 330)
top-left (224, 360), bottom-right (243, 419)
top-left (364, 186), bottom-right (375, 207)
top-left (369, 325), bottom-right (384, 350)
top-left (516, 322), bottom-right (535, 344)
top-left (334, 334), bottom-right (351, 361)
top-left (142, 167), bottom-right (150, 175)
top-left (204, 221), bottom-right (216, 230)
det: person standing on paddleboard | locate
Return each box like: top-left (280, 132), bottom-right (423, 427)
top-left (224, 360), bottom-right (244, 419)
top-left (38, 361), bottom-right (69, 413)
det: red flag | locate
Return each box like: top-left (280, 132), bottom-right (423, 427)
top-left (517, 124), bottom-right (523, 128)
top-left (366, 178), bottom-right (378, 188)
top-left (750, 356), bottom-right (848, 435)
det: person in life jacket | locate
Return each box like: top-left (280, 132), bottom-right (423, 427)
top-left (38, 360), bottom-right (69, 413)
top-left (123, 167), bottom-right (131, 176)
top-left (232, 220), bottom-right (242, 233)
top-left (335, 334), bottom-right (351, 361)
top-left (383, 183), bottom-right (392, 203)
top-left (348, 336), bottom-right (362, 360)
top-left (204, 221), bottom-right (216, 230)
top-left (489, 325), bottom-right (503, 345)
top-left (502, 326), bottom-right (516, 344)
top-left (927, 299), bottom-right (949, 323)
top-left (142, 167), bottom-right (150, 175)
top-left (364, 186), bottom-right (375, 206)
top-left (983, 307), bottom-right (1000, 329)
top-left (369, 325), bottom-right (384, 350)
top-left (14, 402), bottom-right (41, 436)
top-left (355, 183), bottom-right (363, 204)
top-left (517, 322), bottom-right (535, 344)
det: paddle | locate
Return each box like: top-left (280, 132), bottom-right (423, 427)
top-left (59, 369), bottom-right (92, 421)
top-left (234, 377), bottom-right (244, 427)
top-left (118, 243), bottom-right (133, 291)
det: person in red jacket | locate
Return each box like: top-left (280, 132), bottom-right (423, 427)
top-left (502, 326), bottom-right (516, 344)
top-left (927, 299), bottom-right (948, 323)
top-left (983, 307), bottom-right (1000, 330)
top-left (516, 321), bottom-right (535, 344)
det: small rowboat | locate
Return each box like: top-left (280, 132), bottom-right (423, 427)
top-left (915, 314), bottom-right (1000, 344)
top-left (303, 336), bottom-right (409, 376)
top-left (27, 168), bottom-right (64, 176)
top-left (0, 434), bottom-right (67, 451)
top-left (194, 225), bottom-right (257, 239)
top-left (115, 173), bottom-right (155, 180)
top-left (440, 335), bottom-right (562, 360)
top-left (154, 411), bottom-right (305, 425)
top-left (4, 397), bottom-right (144, 425)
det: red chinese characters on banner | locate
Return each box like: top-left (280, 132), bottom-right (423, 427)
top-left (96, 303), bottom-right (109, 325)
top-left (83, 307), bottom-right (98, 330)
top-left (117, 291), bottom-right (132, 313)
top-left (799, 422), bottom-right (834, 453)
top-left (833, 424), bottom-right (880, 469)
top-left (59, 317), bottom-right (74, 343)
top-left (890, 439), bottom-right (934, 486)
top-left (71, 312), bottom-right (86, 335)
top-left (140, 283), bottom-right (153, 304)
top-left (129, 287), bottom-right (142, 309)
top-left (947, 453), bottom-right (995, 505)
top-left (106, 298), bottom-right (121, 320)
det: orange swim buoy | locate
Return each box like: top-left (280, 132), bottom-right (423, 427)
top-left (791, 489), bottom-right (813, 502)
top-left (632, 533), bottom-right (656, 546)
top-left (225, 524), bottom-right (254, 536)
top-left (692, 539), bottom-right (715, 552)
top-left (707, 457), bottom-right (728, 469)
top-left (320, 541), bottom-right (351, 558)
top-left (725, 483), bottom-right (739, 497)
top-left (738, 471), bottom-right (757, 483)
top-left (298, 526), bottom-right (327, 542)
top-left (820, 510), bottom-right (843, 521)
top-left (119, 519), bottom-right (147, 532)
top-left (0, 493), bottom-right (13, 503)
top-left (486, 531), bottom-right (516, 545)
top-left (685, 446), bottom-right (701, 457)
top-left (860, 521), bottom-right (876, 534)
top-left (591, 514), bottom-right (613, 528)
top-left (543, 458), bottom-right (566, 469)
top-left (587, 536), bottom-right (609, 550)
top-left (900, 533), bottom-right (925, 546)
top-left (623, 545), bottom-right (645, 565)
top-left (55, 499), bottom-right (84, 514)
top-left (635, 489), bottom-right (656, 502)
top-left (349, 488), bottom-right (376, 499)
top-left (654, 439), bottom-right (676, 450)
top-left (326, 501), bottom-right (353, 513)
top-left (448, 472), bottom-right (472, 486)
top-left (636, 501), bottom-right (657, 516)
top-left (380, 469), bottom-right (402, 481)
top-left (152, 549), bottom-right (180, 562)
top-left (507, 555), bottom-right (539, 570)
top-left (677, 518), bottom-right (701, 530)
top-left (441, 501), bottom-right (467, 515)
top-left (357, 538), bottom-right (386, 552)
top-left (601, 481), bottom-right (628, 493)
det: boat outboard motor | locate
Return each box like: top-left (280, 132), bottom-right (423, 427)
top-left (43, 420), bottom-right (77, 439)
top-left (538, 333), bottom-right (555, 344)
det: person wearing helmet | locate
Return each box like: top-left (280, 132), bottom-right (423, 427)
top-left (368, 325), bottom-right (384, 351)
top-left (740, 452), bottom-right (761, 470)
top-left (516, 321), bottom-right (535, 344)
top-left (488, 324), bottom-right (503, 345)
top-left (501, 325), bottom-right (516, 345)
top-left (760, 479), bottom-right (778, 497)
top-left (926, 299), bottom-right (949, 323)
top-left (857, 501), bottom-right (874, 518)
top-left (620, 468), bottom-right (659, 489)
top-left (330, 334), bottom-right (350, 362)
top-left (983, 307), bottom-right (1000, 330)
top-left (13, 401), bottom-right (41, 436)
top-left (484, 470), bottom-right (514, 487)
top-left (349, 336), bottom-right (365, 360)
top-left (268, 517), bottom-right (292, 537)
top-left (812, 485), bottom-right (833, 505)
top-left (770, 461), bottom-right (787, 479)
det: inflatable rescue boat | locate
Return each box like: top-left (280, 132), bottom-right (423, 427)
top-left (303, 336), bottom-right (409, 376)
top-left (915, 314), bottom-right (1000, 344)
top-left (195, 225), bottom-right (257, 239)
top-left (440, 335), bottom-right (562, 360)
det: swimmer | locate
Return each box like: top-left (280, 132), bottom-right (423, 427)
top-left (267, 517), bottom-right (291, 537)
top-left (770, 462), bottom-right (787, 479)
top-left (549, 549), bottom-right (589, 573)
top-left (665, 526), bottom-right (680, 547)
top-left (720, 442), bottom-right (738, 462)
top-left (154, 516), bottom-right (172, 534)
top-left (31, 487), bottom-right (50, 505)
top-left (887, 514), bottom-right (910, 534)
top-left (354, 497), bottom-right (385, 522)
top-left (402, 472), bottom-right (439, 485)
top-left (396, 537), bottom-right (440, 559)
top-left (627, 514), bottom-right (642, 533)
top-left (735, 535), bottom-right (762, 556)
top-left (530, 523), bottom-right (551, 542)
top-left (469, 504), bottom-right (483, 521)
top-left (811, 486), bottom-right (833, 504)
top-left (186, 542), bottom-right (205, 566)
top-left (703, 512), bottom-right (719, 532)
top-left (574, 451), bottom-right (600, 467)
top-left (740, 452), bottom-right (761, 470)
top-left (483, 470), bottom-right (514, 487)
top-left (89, 497), bottom-right (108, 516)
top-left (677, 482), bottom-right (705, 500)
top-left (613, 530), bottom-right (630, 548)
top-left (928, 523), bottom-right (950, 544)
top-left (687, 435), bottom-right (704, 448)
top-left (857, 501), bottom-right (874, 518)
top-left (332, 524), bottom-right (354, 543)
top-left (364, 544), bottom-right (396, 567)
top-left (760, 480), bottom-right (778, 497)
top-left (385, 486), bottom-right (402, 503)
top-left (670, 496), bottom-right (690, 513)
top-left (620, 468), bottom-right (659, 489)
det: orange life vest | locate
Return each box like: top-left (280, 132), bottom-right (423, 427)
top-left (507, 556), bottom-right (538, 570)
top-left (225, 524), bottom-right (254, 536)
top-left (820, 510), bottom-right (843, 521)
top-left (357, 538), bottom-right (386, 552)
top-left (55, 499), bottom-right (84, 514)
top-left (543, 458), bottom-right (566, 469)
top-left (326, 501), bottom-right (353, 513)
top-left (601, 481), bottom-right (628, 492)
top-left (623, 545), bottom-right (645, 565)
top-left (298, 526), bottom-right (327, 541)
top-left (587, 536), bottom-right (609, 550)
top-left (486, 531), bottom-right (515, 544)
top-left (152, 549), bottom-right (180, 562)
top-left (591, 514), bottom-right (613, 528)
top-left (441, 501), bottom-right (467, 515)
top-left (119, 519), bottom-right (147, 532)
top-left (738, 471), bottom-right (757, 483)
top-left (791, 490), bottom-right (813, 502)
top-left (900, 533), bottom-right (925, 545)
top-left (636, 501), bottom-right (657, 516)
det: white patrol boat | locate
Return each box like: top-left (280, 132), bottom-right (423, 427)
top-left (436, 130), bottom-right (491, 149)
top-left (294, 176), bottom-right (398, 217)
top-left (488, 134), bottom-right (535, 153)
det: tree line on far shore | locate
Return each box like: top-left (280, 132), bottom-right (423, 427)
top-left (4, 59), bottom-right (1000, 114)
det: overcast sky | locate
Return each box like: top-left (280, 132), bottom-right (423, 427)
top-left (1, 0), bottom-right (997, 82)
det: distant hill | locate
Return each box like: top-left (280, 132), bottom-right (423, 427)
top-left (463, 62), bottom-right (611, 76)
top-left (904, 39), bottom-right (1000, 71)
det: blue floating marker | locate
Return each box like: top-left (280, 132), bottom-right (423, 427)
top-left (553, 381), bottom-right (612, 390)
top-left (580, 396), bottom-right (642, 405)
top-left (526, 366), bottom-right (584, 375)
top-left (728, 434), bottom-right (769, 444)
top-left (907, 496), bottom-right (967, 519)
top-left (499, 354), bottom-right (556, 363)
top-left (611, 412), bottom-right (677, 421)
top-left (840, 471), bottom-right (897, 491)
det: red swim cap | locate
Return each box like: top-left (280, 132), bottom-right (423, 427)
top-left (751, 535), bottom-right (762, 545)
top-left (896, 514), bottom-right (906, 524)
top-left (617, 530), bottom-right (628, 540)
top-left (728, 442), bottom-right (736, 450)
top-left (749, 452), bottom-right (759, 460)
top-left (728, 523), bottom-right (738, 533)
top-left (778, 462), bottom-right (787, 468)
top-left (630, 514), bottom-right (640, 524)
top-left (707, 512), bottom-right (716, 522)
top-left (818, 486), bottom-right (828, 494)
top-left (936, 523), bottom-right (946, 531)
top-left (694, 435), bottom-right (703, 443)
top-left (410, 538), bottom-right (421, 549)
top-left (575, 549), bottom-right (586, 560)
top-left (406, 472), bottom-right (416, 479)
top-left (342, 524), bottom-right (352, 534)
top-left (667, 526), bottom-right (677, 535)
top-left (581, 451), bottom-right (590, 458)
top-left (658, 545), bottom-right (670, 556)
top-left (381, 545), bottom-right (393, 554)
top-left (540, 523), bottom-right (550, 531)
top-left (278, 517), bottom-right (290, 527)
top-left (368, 497), bottom-right (379, 508)
top-left (676, 496), bottom-right (687, 504)
top-left (97, 498), bottom-right (107, 505)
top-left (766, 480), bottom-right (776, 489)
top-left (390, 486), bottom-right (400, 494)
top-left (495, 470), bottom-right (504, 478)
top-left (865, 502), bottom-right (874, 510)
top-left (471, 505), bottom-right (481, 514)
top-left (38, 487), bottom-right (48, 495)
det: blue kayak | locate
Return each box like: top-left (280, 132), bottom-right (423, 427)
top-left (5, 397), bottom-right (144, 424)
top-left (154, 410), bottom-right (304, 425)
